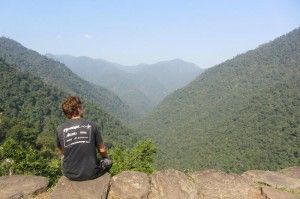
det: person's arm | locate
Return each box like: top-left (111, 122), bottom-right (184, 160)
top-left (98, 143), bottom-right (113, 171)
top-left (58, 147), bottom-right (64, 155)
top-left (56, 130), bottom-right (64, 156)
top-left (97, 143), bottom-right (109, 158)
top-left (94, 123), bottom-right (109, 158)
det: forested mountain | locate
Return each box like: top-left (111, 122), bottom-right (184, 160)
top-left (135, 59), bottom-right (202, 99)
top-left (0, 37), bottom-right (137, 122)
top-left (46, 54), bottom-right (154, 115)
top-left (137, 28), bottom-right (300, 172)
top-left (0, 59), bottom-right (137, 148)
top-left (47, 54), bottom-right (202, 115)
top-left (129, 59), bottom-right (202, 107)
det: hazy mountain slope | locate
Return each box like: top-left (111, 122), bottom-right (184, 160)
top-left (123, 59), bottom-right (202, 105)
top-left (46, 54), bottom-right (154, 115)
top-left (137, 28), bottom-right (300, 172)
top-left (0, 59), bottom-right (137, 147)
top-left (136, 59), bottom-right (202, 94)
top-left (45, 54), bottom-right (124, 82)
top-left (0, 37), bottom-right (137, 122)
top-left (47, 54), bottom-right (202, 115)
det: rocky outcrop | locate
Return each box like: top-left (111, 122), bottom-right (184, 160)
top-left (148, 169), bottom-right (198, 199)
top-left (2, 166), bottom-right (300, 199)
top-left (243, 169), bottom-right (300, 199)
top-left (280, 166), bottom-right (300, 179)
top-left (261, 187), bottom-right (299, 199)
top-left (0, 175), bottom-right (48, 199)
top-left (242, 170), bottom-right (300, 190)
top-left (108, 171), bottom-right (150, 199)
top-left (190, 170), bottom-right (263, 199)
top-left (51, 173), bottom-right (110, 199)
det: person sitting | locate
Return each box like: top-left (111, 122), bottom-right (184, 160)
top-left (56, 96), bottom-right (112, 181)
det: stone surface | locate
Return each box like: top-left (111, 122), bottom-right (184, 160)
top-left (190, 170), bottom-right (263, 199)
top-left (33, 189), bottom-right (51, 199)
top-left (243, 170), bottom-right (300, 190)
top-left (51, 173), bottom-right (110, 199)
top-left (280, 167), bottom-right (300, 179)
top-left (262, 187), bottom-right (300, 199)
top-left (0, 175), bottom-right (49, 199)
top-left (108, 171), bottom-right (150, 199)
top-left (148, 169), bottom-right (198, 199)
top-left (4, 167), bottom-right (300, 199)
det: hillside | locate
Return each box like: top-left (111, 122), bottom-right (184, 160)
top-left (0, 37), bottom-right (137, 122)
top-left (137, 28), bottom-right (300, 172)
top-left (47, 54), bottom-right (202, 115)
top-left (136, 59), bottom-right (202, 98)
top-left (46, 54), bottom-right (154, 115)
top-left (130, 59), bottom-right (203, 107)
top-left (0, 59), bottom-right (137, 148)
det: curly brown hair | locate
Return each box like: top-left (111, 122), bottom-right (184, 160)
top-left (62, 96), bottom-right (82, 119)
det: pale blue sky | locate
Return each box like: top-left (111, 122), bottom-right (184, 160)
top-left (0, 0), bottom-right (299, 68)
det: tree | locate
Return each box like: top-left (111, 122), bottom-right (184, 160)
top-left (109, 139), bottom-right (156, 175)
top-left (0, 137), bottom-right (61, 185)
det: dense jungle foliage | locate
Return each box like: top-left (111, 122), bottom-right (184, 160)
top-left (137, 27), bottom-right (300, 172)
top-left (0, 37), bottom-right (137, 122)
top-left (0, 60), bottom-right (155, 185)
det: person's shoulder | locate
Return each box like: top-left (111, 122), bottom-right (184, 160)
top-left (81, 118), bottom-right (98, 127)
top-left (56, 120), bottom-right (70, 133)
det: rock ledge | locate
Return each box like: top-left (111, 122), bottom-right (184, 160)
top-left (1, 166), bottom-right (300, 199)
top-left (0, 175), bottom-right (48, 199)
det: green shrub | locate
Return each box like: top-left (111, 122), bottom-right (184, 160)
top-left (109, 139), bottom-right (156, 175)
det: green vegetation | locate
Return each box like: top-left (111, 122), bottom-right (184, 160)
top-left (136, 27), bottom-right (300, 172)
top-left (0, 136), bottom-right (155, 185)
top-left (1, 26), bottom-right (299, 185)
top-left (46, 54), bottom-right (156, 116)
top-left (47, 55), bottom-right (202, 115)
top-left (0, 59), bottom-right (136, 148)
top-left (0, 59), bottom-right (146, 184)
top-left (0, 137), bottom-right (61, 185)
top-left (109, 139), bottom-right (156, 175)
top-left (0, 37), bottom-right (137, 122)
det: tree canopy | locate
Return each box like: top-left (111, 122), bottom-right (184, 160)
top-left (136, 27), bottom-right (300, 172)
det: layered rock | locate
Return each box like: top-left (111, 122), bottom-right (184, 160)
top-left (242, 170), bottom-right (300, 190)
top-left (243, 168), bottom-right (300, 199)
top-left (261, 187), bottom-right (299, 199)
top-left (0, 175), bottom-right (48, 199)
top-left (51, 173), bottom-right (110, 199)
top-left (190, 170), bottom-right (263, 199)
top-left (148, 169), bottom-right (198, 199)
top-left (2, 166), bottom-right (300, 199)
top-left (108, 171), bottom-right (150, 199)
top-left (280, 166), bottom-right (300, 179)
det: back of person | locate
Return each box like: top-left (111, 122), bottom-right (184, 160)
top-left (56, 96), bottom-right (112, 181)
top-left (57, 118), bottom-right (102, 180)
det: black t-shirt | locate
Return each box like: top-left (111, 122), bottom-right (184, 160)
top-left (56, 118), bottom-right (103, 181)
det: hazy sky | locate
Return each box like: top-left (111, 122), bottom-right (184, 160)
top-left (0, 0), bottom-right (299, 68)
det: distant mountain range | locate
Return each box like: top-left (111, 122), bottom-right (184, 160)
top-left (136, 27), bottom-right (300, 172)
top-left (46, 54), bottom-right (203, 115)
top-left (0, 37), bottom-right (137, 122)
top-left (2, 26), bottom-right (298, 175)
top-left (0, 58), bottom-right (137, 148)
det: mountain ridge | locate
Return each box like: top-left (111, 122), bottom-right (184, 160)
top-left (0, 37), bottom-right (137, 122)
top-left (136, 27), bottom-right (300, 172)
top-left (47, 54), bottom-right (203, 115)
top-left (0, 58), bottom-right (137, 148)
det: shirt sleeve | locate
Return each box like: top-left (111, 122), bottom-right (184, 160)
top-left (94, 123), bottom-right (103, 146)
